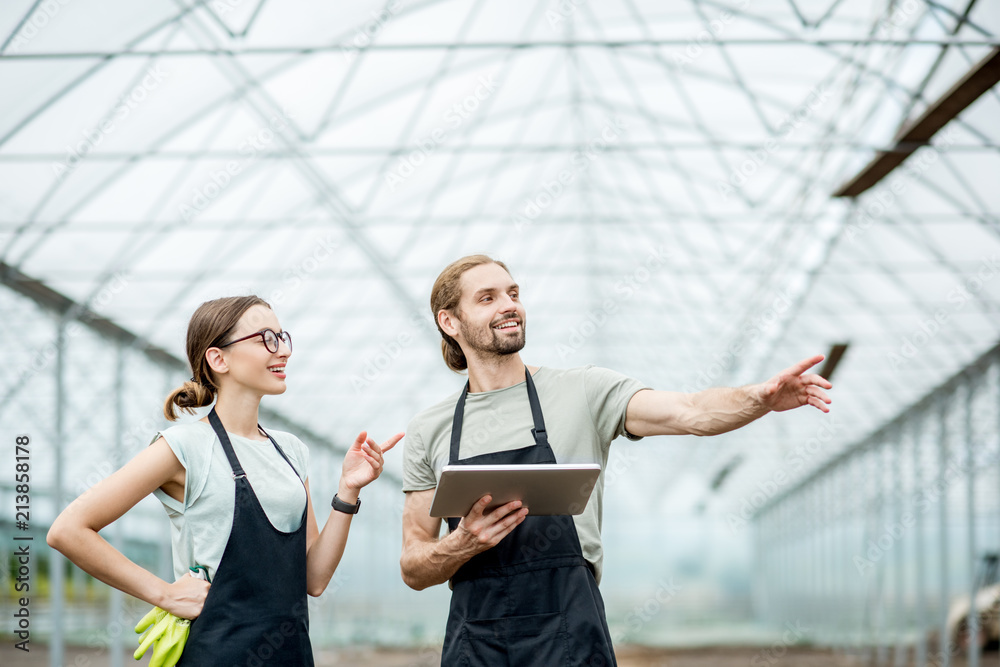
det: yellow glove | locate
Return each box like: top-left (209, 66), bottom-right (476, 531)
top-left (148, 615), bottom-right (190, 667)
top-left (134, 606), bottom-right (169, 659)
top-left (134, 606), bottom-right (190, 667)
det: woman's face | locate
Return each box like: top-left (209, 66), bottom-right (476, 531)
top-left (215, 304), bottom-right (291, 396)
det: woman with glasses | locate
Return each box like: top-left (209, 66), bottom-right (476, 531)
top-left (47, 295), bottom-right (402, 665)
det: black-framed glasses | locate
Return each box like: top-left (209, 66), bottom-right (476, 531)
top-left (217, 328), bottom-right (292, 354)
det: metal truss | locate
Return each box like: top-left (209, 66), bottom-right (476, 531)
top-left (2, 0), bottom-right (1000, 652)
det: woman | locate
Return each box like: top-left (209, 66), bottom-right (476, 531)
top-left (47, 295), bottom-right (402, 665)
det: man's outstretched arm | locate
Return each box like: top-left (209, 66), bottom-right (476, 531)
top-left (624, 354), bottom-right (834, 438)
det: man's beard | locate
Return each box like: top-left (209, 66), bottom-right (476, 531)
top-left (458, 316), bottom-right (526, 359)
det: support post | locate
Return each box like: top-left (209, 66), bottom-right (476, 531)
top-left (914, 418), bottom-right (928, 667)
top-left (50, 319), bottom-right (66, 667)
top-left (110, 343), bottom-right (126, 667)
top-left (938, 396), bottom-right (951, 667)
top-left (964, 378), bottom-right (979, 667)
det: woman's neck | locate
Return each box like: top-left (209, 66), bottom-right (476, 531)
top-left (208, 390), bottom-right (265, 440)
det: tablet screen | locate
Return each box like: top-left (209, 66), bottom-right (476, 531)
top-left (429, 463), bottom-right (601, 518)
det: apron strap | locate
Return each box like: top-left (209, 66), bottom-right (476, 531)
top-left (208, 407), bottom-right (300, 481)
top-left (449, 367), bottom-right (548, 465)
top-left (209, 407), bottom-right (246, 479)
top-left (524, 366), bottom-right (549, 449)
top-left (448, 384), bottom-right (470, 465)
top-left (259, 425), bottom-right (303, 482)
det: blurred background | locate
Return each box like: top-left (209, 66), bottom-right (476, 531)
top-left (1, 0), bottom-right (999, 665)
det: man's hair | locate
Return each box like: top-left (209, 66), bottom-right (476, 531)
top-left (430, 254), bottom-right (511, 373)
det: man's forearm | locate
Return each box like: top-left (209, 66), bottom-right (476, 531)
top-left (627, 355), bottom-right (830, 437)
top-left (401, 531), bottom-right (477, 590)
top-left (682, 384), bottom-right (769, 436)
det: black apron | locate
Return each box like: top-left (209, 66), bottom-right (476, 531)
top-left (441, 368), bottom-right (617, 667)
top-left (177, 407), bottom-right (314, 666)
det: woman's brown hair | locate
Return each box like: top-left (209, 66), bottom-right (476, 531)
top-left (163, 295), bottom-right (271, 420)
top-left (430, 255), bottom-right (510, 373)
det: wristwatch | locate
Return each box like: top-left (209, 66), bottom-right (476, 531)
top-left (331, 493), bottom-right (361, 514)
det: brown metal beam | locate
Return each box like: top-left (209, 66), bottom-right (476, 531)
top-left (833, 46), bottom-right (1000, 198)
top-left (819, 342), bottom-right (849, 381)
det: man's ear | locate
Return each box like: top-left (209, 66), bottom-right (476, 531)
top-left (205, 347), bottom-right (229, 376)
top-left (438, 309), bottom-right (460, 339)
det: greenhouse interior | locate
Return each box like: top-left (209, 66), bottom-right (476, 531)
top-left (2, 0), bottom-right (1000, 665)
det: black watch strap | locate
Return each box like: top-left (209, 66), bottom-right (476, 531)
top-left (331, 493), bottom-right (361, 514)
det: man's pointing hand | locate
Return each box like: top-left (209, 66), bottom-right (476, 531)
top-left (755, 354), bottom-right (833, 414)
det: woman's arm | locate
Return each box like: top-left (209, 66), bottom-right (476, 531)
top-left (46, 437), bottom-right (210, 618)
top-left (304, 430), bottom-right (402, 597)
top-left (302, 477), bottom-right (357, 597)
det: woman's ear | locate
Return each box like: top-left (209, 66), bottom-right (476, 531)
top-left (205, 347), bottom-right (228, 376)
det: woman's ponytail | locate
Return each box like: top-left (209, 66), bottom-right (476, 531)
top-left (163, 379), bottom-right (216, 421)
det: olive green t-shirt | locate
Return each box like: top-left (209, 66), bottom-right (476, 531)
top-left (402, 365), bottom-right (649, 583)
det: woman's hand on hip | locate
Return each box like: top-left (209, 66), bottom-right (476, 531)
top-left (161, 573), bottom-right (211, 619)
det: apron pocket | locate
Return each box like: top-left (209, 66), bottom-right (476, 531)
top-left (459, 611), bottom-right (570, 667)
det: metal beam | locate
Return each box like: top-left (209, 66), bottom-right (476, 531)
top-left (2, 260), bottom-right (177, 367)
top-left (1, 141), bottom-right (997, 161)
top-left (0, 261), bottom-right (394, 478)
top-left (913, 417), bottom-right (928, 667)
top-left (818, 342), bottom-right (849, 381)
top-left (833, 47), bottom-right (1000, 197)
top-left (937, 396), bottom-right (951, 667)
top-left (50, 320), bottom-right (65, 667)
top-left (964, 376), bottom-right (980, 667)
top-left (4, 38), bottom-right (1000, 59)
top-left (3, 212), bottom-right (993, 229)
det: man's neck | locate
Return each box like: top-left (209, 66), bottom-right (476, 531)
top-left (466, 353), bottom-right (538, 393)
top-left (202, 389), bottom-right (265, 440)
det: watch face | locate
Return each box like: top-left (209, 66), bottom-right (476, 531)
top-left (333, 495), bottom-right (360, 513)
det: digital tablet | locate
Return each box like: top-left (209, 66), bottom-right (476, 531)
top-left (429, 463), bottom-right (602, 518)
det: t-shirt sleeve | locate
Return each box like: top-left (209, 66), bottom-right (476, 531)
top-left (150, 431), bottom-right (183, 513)
top-left (583, 365), bottom-right (650, 445)
top-left (401, 425), bottom-right (437, 493)
top-left (286, 434), bottom-right (309, 482)
top-left (149, 425), bottom-right (208, 514)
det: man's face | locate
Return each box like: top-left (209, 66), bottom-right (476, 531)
top-left (453, 263), bottom-right (526, 359)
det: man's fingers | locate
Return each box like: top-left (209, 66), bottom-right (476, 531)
top-left (467, 495), bottom-right (492, 519)
top-left (806, 386), bottom-right (832, 404)
top-left (465, 497), bottom-right (521, 528)
top-left (460, 499), bottom-right (528, 549)
top-left (807, 373), bottom-right (833, 389)
top-left (808, 396), bottom-right (830, 413)
top-left (485, 499), bottom-right (523, 523)
top-left (482, 508), bottom-right (529, 544)
top-left (787, 354), bottom-right (824, 377)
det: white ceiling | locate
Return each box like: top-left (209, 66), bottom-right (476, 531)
top-left (3, 0), bottom-right (1000, 516)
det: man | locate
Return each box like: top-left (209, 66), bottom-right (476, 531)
top-left (400, 255), bottom-right (833, 666)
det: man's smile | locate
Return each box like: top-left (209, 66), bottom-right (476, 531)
top-left (492, 319), bottom-right (520, 331)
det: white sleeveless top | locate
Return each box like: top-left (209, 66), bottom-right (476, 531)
top-left (150, 420), bottom-right (309, 582)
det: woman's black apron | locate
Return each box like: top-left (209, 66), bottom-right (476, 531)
top-left (177, 407), bottom-right (314, 666)
top-left (441, 368), bottom-right (617, 667)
